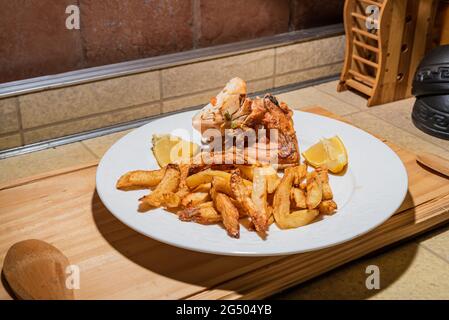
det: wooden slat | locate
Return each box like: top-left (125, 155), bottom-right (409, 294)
top-left (352, 54), bottom-right (379, 68)
top-left (357, 0), bottom-right (384, 6)
top-left (354, 39), bottom-right (379, 53)
top-left (351, 12), bottom-right (379, 25)
top-left (348, 69), bottom-right (376, 86)
top-left (1, 107), bottom-right (448, 300)
top-left (346, 78), bottom-right (374, 96)
top-left (352, 27), bottom-right (379, 41)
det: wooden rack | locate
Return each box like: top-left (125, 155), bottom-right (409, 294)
top-left (338, 0), bottom-right (438, 106)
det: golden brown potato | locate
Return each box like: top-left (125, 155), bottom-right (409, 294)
top-left (192, 183), bottom-right (212, 193)
top-left (175, 164), bottom-right (191, 199)
top-left (306, 178), bottom-right (322, 209)
top-left (186, 169), bottom-right (252, 189)
top-left (291, 187), bottom-right (307, 209)
top-left (211, 176), bottom-right (232, 196)
top-left (252, 167), bottom-right (268, 217)
top-left (273, 167), bottom-right (295, 229)
top-left (318, 199), bottom-right (338, 215)
top-left (237, 165), bottom-right (254, 180)
top-left (140, 164), bottom-right (180, 207)
top-left (116, 168), bottom-right (166, 190)
top-left (181, 192), bottom-right (211, 207)
top-left (280, 209), bottom-right (319, 229)
top-left (162, 192), bottom-right (181, 208)
top-left (316, 166), bottom-right (333, 200)
top-left (293, 164), bottom-right (307, 186)
top-left (214, 193), bottom-right (240, 238)
top-left (230, 171), bottom-right (268, 234)
top-left (178, 206), bottom-right (221, 224)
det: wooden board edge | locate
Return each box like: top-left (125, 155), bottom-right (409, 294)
top-left (187, 195), bottom-right (449, 300)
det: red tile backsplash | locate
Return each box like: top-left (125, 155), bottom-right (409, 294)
top-left (0, 0), bottom-right (343, 84)
top-left (198, 0), bottom-right (290, 47)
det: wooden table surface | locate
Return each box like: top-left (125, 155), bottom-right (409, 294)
top-left (1, 107), bottom-right (448, 300)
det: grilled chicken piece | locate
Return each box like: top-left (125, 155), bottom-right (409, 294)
top-left (192, 78), bottom-right (300, 168)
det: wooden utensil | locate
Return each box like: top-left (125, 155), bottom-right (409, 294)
top-left (2, 239), bottom-right (74, 300)
top-left (416, 152), bottom-right (449, 178)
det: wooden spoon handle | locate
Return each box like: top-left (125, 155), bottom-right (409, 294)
top-left (416, 152), bottom-right (449, 178)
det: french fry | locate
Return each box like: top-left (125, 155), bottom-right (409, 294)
top-left (176, 164), bottom-right (191, 199)
top-left (178, 206), bottom-right (222, 224)
top-left (318, 199), bottom-right (337, 215)
top-left (237, 165), bottom-right (254, 180)
top-left (306, 175), bottom-right (322, 209)
top-left (214, 193), bottom-right (240, 238)
top-left (116, 168), bottom-right (166, 190)
top-left (316, 166), bottom-right (333, 200)
top-left (293, 164), bottom-right (307, 186)
top-left (162, 192), bottom-right (181, 208)
top-left (192, 183), bottom-right (212, 193)
top-left (186, 169), bottom-right (252, 189)
top-left (140, 164), bottom-right (180, 207)
top-left (273, 167), bottom-right (295, 229)
top-left (181, 192), bottom-right (211, 207)
top-left (291, 187), bottom-right (307, 209)
top-left (252, 167), bottom-right (268, 217)
top-left (279, 209), bottom-right (319, 229)
top-left (231, 170), bottom-right (268, 234)
top-left (211, 176), bottom-right (232, 196)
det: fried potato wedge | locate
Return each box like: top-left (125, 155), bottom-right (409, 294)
top-left (140, 164), bottom-right (180, 207)
top-left (237, 165), bottom-right (254, 180)
top-left (176, 164), bottom-right (191, 199)
top-left (293, 164), bottom-right (307, 186)
top-left (178, 206), bottom-right (221, 224)
top-left (280, 209), bottom-right (319, 229)
top-left (252, 167), bottom-right (268, 217)
top-left (318, 199), bottom-right (338, 215)
top-left (181, 192), bottom-right (211, 207)
top-left (306, 177), bottom-right (322, 209)
top-left (231, 171), bottom-right (268, 234)
top-left (192, 182), bottom-right (212, 193)
top-left (291, 187), bottom-right (307, 209)
top-left (186, 169), bottom-right (253, 189)
top-left (214, 193), bottom-right (240, 238)
top-left (211, 176), bottom-right (233, 196)
top-left (316, 166), bottom-right (333, 200)
top-left (162, 192), bottom-right (181, 208)
top-left (273, 167), bottom-right (295, 229)
top-left (116, 168), bottom-right (166, 190)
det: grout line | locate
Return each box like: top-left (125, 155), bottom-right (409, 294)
top-left (192, 0), bottom-right (201, 49)
top-left (272, 48), bottom-right (277, 88)
top-left (158, 70), bottom-right (164, 114)
top-left (80, 141), bottom-right (100, 159)
top-left (418, 242), bottom-right (449, 265)
top-left (15, 97), bottom-right (25, 146)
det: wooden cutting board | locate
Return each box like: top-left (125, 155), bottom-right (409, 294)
top-left (1, 107), bottom-right (448, 300)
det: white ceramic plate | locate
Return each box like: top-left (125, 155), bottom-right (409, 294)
top-left (96, 110), bottom-right (408, 256)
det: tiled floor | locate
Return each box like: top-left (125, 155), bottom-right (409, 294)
top-left (1, 80), bottom-right (448, 299)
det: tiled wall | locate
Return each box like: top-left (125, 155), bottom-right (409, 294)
top-left (0, 35), bottom-right (345, 151)
top-left (0, 0), bottom-right (344, 83)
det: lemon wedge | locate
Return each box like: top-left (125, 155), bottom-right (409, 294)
top-left (152, 134), bottom-right (200, 167)
top-left (302, 136), bottom-right (348, 173)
